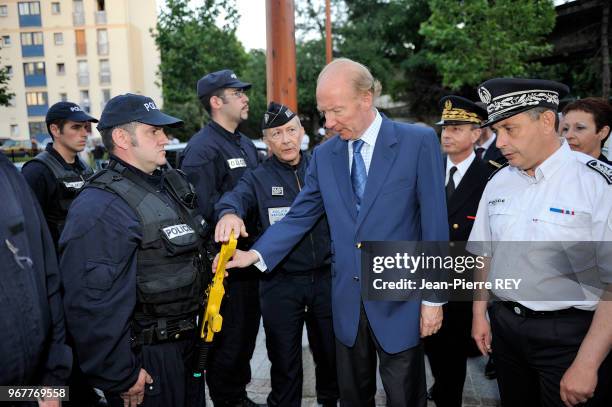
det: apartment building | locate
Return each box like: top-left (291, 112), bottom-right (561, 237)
top-left (0, 0), bottom-right (161, 142)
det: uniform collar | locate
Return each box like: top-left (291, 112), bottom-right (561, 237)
top-left (47, 142), bottom-right (84, 170)
top-left (109, 155), bottom-right (163, 187)
top-left (447, 151), bottom-right (475, 178)
top-left (210, 120), bottom-right (241, 143)
top-left (270, 151), bottom-right (306, 171)
top-left (521, 139), bottom-right (569, 182)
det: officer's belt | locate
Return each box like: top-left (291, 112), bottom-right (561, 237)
top-left (501, 301), bottom-right (594, 318)
top-left (132, 316), bottom-right (197, 346)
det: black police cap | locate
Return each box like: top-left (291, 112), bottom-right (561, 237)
top-left (436, 96), bottom-right (486, 126)
top-left (477, 78), bottom-right (569, 127)
top-left (261, 102), bottom-right (297, 130)
top-left (46, 101), bottom-right (98, 125)
top-left (196, 69), bottom-right (252, 101)
top-left (97, 93), bottom-right (183, 130)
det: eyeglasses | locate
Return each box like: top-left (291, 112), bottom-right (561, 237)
top-left (222, 89), bottom-right (247, 99)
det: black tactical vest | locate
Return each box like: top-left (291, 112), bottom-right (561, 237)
top-left (87, 161), bottom-right (209, 323)
top-left (31, 150), bottom-right (94, 235)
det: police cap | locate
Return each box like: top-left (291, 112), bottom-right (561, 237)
top-left (46, 101), bottom-right (98, 125)
top-left (196, 69), bottom-right (252, 101)
top-left (261, 102), bottom-right (297, 130)
top-left (436, 96), bottom-right (486, 126)
top-left (97, 93), bottom-right (183, 130)
top-left (477, 78), bottom-right (569, 127)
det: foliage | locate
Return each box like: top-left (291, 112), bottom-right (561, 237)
top-left (239, 49), bottom-right (268, 138)
top-left (0, 53), bottom-right (14, 107)
top-left (153, 0), bottom-right (248, 140)
top-left (420, 0), bottom-right (556, 90)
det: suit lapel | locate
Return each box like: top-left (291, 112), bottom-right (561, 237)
top-left (447, 159), bottom-right (480, 216)
top-left (332, 137), bottom-right (358, 220)
top-left (356, 119), bottom-right (398, 228)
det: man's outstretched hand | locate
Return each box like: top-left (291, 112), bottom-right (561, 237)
top-left (215, 213), bottom-right (248, 243)
top-left (212, 249), bottom-right (259, 274)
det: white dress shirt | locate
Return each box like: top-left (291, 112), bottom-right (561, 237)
top-left (446, 151), bottom-right (475, 189)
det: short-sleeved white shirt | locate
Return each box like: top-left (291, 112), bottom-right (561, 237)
top-left (468, 140), bottom-right (612, 311)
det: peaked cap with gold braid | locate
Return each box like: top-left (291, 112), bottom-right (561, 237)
top-left (436, 95), bottom-right (487, 126)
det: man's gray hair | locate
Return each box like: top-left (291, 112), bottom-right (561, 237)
top-left (99, 121), bottom-right (140, 153)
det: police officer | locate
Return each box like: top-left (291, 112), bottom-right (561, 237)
top-left (425, 96), bottom-right (493, 407)
top-left (0, 153), bottom-right (72, 407)
top-left (60, 94), bottom-right (209, 407)
top-left (469, 79), bottom-right (612, 407)
top-left (22, 101), bottom-right (98, 249)
top-left (214, 102), bottom-right (339, 407)
top-left (181, 70), bottom-right (262, 407)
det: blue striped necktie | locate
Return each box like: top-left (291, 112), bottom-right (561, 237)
top-left (351, 139), bottom-right (367, 211)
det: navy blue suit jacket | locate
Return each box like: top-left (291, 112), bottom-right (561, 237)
top-left (253, 117), bottom-right (448, 353)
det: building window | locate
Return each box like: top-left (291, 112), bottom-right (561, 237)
top-left (10, 124), bottom-right (19, 138)
top-left (29, 121), bottom-right (46, 136)
top-left (80, 89), bottom-right (90, 112)
top-left (60, 92), bottom-right (68, 101)
top-left (23, 61), bottom-right (45, 76)
top-left (26, 91), bottom-right (47, 106)
top-left (20, 31), bottom-right (43, 46)
top-left (5, 65), bottom-right (13, 76)
top-left (75, 29), bottom-right (86, 56)
top-left (77, 60), bottom-right (88, 86)
top-left (57, 63), bottom-right (65, 75)
top-left (18, 1), bottom-right (40, 16)
top-left (99, 59), bottom-right (111, 84)
top-left (2, 35), bottom-right (11, 46)
top-left (54, 32), bottom-right (63, 45)
top-left (51, 2), bottom-right (60, 14)
top-left (97, 29), bottom-right (108, 55)
top-left (0, 5), bottom-right (8, 17)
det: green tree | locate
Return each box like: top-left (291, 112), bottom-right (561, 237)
top-left (0, 53), bottom-right (14, 107)
top-left (420, 0), bottom-right (556, 90)
top-left (153, 0), bottom-right (248, 140)
top-left (239, 49), bottom-right (267, 138)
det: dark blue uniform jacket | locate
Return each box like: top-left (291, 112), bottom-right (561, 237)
top-left (59, 157), bottom-right (176, 393)
top-left (215, 153), bottom-right (331, 274)
top-left (181, 121), bottom-right (259, 225)
top-left (0, 154), bottom-right (72, 385)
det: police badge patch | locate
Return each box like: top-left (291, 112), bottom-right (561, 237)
top-left (586, 160), bottom-right (612, 184)
top-left (272, 186), bottom-right (284, 196)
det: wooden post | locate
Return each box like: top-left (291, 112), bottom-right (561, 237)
top-left (266, 0), bottom-right (298, 112)
top-left (325, 0), bottom-right (332, 64)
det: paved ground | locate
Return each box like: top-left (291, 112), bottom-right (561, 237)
top-left (208, 322), bottom-right (501, 406)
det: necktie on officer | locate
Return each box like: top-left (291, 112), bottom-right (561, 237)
top-left (446, 166), bottom-right (457, 200)
top-left (475, 147), bottom-right (485, 160)
top-left (351, 139), bottom-right (367, 211)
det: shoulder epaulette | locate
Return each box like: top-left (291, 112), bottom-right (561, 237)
top-left (488, 162), bottom-right (509, 181)
top-left (488, 160), bottom-right (503, 169)
top-left (586, 159), bottom-right (612, 184)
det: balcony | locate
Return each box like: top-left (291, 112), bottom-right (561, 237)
top-left (27, 103), bottom-right (48, 116)
top-left (19, 14), bottom-right (41, 27)
top-left (94, 11), bottom-right (106, 25)
top-left (73, 12), bottom-right (85, 26)
top-left (75, 42), bottom-right (87, 56)
top-left (24, 73), bottom-right (46, 87)
top-left (77, 73), bottom-right (89, 87)
top-left (21, 44), bottom-right (44, 57)
top-left (97, 42), bottom-right (109, 55)
top-left (99, 71), bottom-right (111, 85)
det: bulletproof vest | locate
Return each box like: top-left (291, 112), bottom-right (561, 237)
top-left (31, 150), bottom-right (94, 235)
top-left (87, 161), bottom-right (209, 322)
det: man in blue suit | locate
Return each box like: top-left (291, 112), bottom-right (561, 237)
top-left (215, 58), bottom-right (449, 406)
